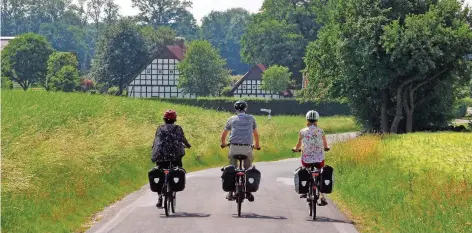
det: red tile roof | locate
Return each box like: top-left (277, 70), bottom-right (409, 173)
top-left (166, 45), bottom-right (185, 61)
top-left (256, 64), bottom-right (266, 72)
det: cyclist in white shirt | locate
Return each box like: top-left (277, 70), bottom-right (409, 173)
top-left (293, 110), bottom-right (330, 206)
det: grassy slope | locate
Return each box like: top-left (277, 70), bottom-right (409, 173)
top-left (328, 133), bottom-right (472, 233)
top-left (1, 91), bottom-right (359, 233)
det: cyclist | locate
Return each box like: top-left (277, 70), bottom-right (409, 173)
top-left (293, 110), bottom-right (329, 206)
top-left (151, 109), bottom-right (191, 208)
top-left (220, 100), bottom-right (260, 202)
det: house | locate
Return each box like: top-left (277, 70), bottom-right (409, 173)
top-left (127, 37), bottom-right (196, 98)
top-left (229, 64), bottom-right (293, 99)
top-left (0, 36), bottom-right (15, 50)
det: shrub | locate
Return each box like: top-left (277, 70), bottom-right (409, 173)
top-left (49, 65), bottom-right (80, 92)
top-left (220, 86), bottom-right (233, 97)
top-left (159, 97), bottom-right (351, 116)
top-left (107, 86), bottom-right (120, 96)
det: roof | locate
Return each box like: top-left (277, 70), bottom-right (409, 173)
top-left (0, 36), bottom-right (15, 50)
top-left (230, 64), bottom-right (266, 93)
top-left (166, 45), bottom-right (185, 61)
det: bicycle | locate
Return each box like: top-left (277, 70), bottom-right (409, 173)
top-left (160, 161), bottom-right (177, 217)
top-left (221, 143), bottom-right (261, 217)
top-left (292, 147), bottom-right (330, 220)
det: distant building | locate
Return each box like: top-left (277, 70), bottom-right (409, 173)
top-left (1, 36), bottom-right (15, 50)
top-left (229, 64), bottom-right (293, 99)
top-left (127, 38), bottom-right (197, 98)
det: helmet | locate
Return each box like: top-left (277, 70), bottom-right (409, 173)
top-left (234, 100), bottom-right (248, 111)
top-left (306, 110), bottom-right (319, 121)
top-left (163, 109), bottom-right (177, 120)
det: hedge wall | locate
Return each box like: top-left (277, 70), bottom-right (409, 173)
top-left (157, 97), bottom-right (352, 116)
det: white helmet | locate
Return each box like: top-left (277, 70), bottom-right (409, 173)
top-left (306, 110), bottom-right (319, 121)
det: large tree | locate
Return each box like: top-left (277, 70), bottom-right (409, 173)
top-left (46, 52), bottom-right (79, 90)
top-left (262, 65), bottom-right (292, 93)
top-left (131, 0), bottom-right (192, 29)
top-left (92, 18), bottom-right (149, 94)
top-left (304, 0), bottom-right (472, 133)
top-left (201, 8), bottom-right (251, 74)
top-left (169, 9), bottom-right (199, 40)
top-left (241, 19), bottom-right (305, 79)
top-left (178, 40), bottom-right (230, 96)
top-left (1, 33), bottom-right (54, 90)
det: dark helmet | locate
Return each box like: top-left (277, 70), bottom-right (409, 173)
top-left (234, 100), bottom-right (248, 111)
top-left (163, 109), bottom-right (177, 120)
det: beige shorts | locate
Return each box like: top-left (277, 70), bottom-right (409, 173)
top-left (228, 145), bottom-right (254, 169)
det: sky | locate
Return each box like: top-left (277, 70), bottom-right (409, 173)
top-left (115, 0), bottom-right (264, 24)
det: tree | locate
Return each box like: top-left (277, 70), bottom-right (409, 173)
top-left (262, 65), bottom-right (292, 93)
top-left (178, 40), bottom-right (230, 96)
top-left (102, 0), bottom-right (120, 24)
top-left (1, 0), bottom-right (29, 35)
top-left (46, 52), bottom-right (78, 90)
top-left (201, 8), bottom-right (251, 74)
top-left (1, 33), bottom-right (54, 90)
top-left (241, 19), bottom-right (305, 80)
top-left (169, 9), bottom-right (199, 40)
top-left (139, 26), bottom-right (176, 54)
top-left (131, 0), bottom-right (192, 28)
top-left (87, 0), bottom-right (106, 39)
top-left (92, 18), bottom-right (149, 95)
top-left (49, 65), bottom-right (80, 92)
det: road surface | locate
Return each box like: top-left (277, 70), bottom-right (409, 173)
top-left (86, 132), bottom-right (359, 233)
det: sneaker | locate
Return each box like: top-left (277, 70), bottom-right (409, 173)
top-left (156, 196), bottom-right (163, 208)
top-left (318, 198), bottom-right (328, 206)
top-left (226, 192), bottom-right (234, 201)
top-left (300, 194), bottom-right (307, 198)
top-left (246, 193), bottom-right (254, 202)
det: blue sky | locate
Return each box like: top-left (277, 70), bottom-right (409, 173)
top-left (115, 0), bottom-right (264, 24)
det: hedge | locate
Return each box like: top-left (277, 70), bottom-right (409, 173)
top-left (157, 97), bottom-right (352, 116)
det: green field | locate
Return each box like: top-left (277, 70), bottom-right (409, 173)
top-left (328, 133), bottom-right (472, 233)
top-left (1, 90), bottom-right (359, 233)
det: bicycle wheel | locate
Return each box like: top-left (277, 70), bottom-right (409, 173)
top-left (164, 193), bottom-right (170, 216)
top-left (311, 198), bottom-right (317, 220)
top-left (237, 193), bottom-right (242, 217)
top-left (171, 192), bottom-right (176, 213)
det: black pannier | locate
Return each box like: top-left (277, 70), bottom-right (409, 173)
top-left (169, 167), bottom-right (186, 192)
top-left (221, 165), bottom-right (236, 192)
top-left (294, 167), bottom-right (311, 194)
top-left (148, 167), bottom-right (165, 192)
top-left (320, 165), bottom-right (334, 194)
top-left (245, 166), bottom-right (261, 192)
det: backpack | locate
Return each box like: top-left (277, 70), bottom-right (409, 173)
top-left (320, 165), bottom-right (334, 194)
top-left (151, 125), bottom-right (182, 162)
top-left (294, 167), bottom-right (311, 194)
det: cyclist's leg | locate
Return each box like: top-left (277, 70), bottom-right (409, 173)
top-left (316, 160), bottom-right (328, 206)
top-left (226, 146), bottom-right (238, 200)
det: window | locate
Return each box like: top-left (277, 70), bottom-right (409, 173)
top-left (169, 70), bottom-right (174, 74)
top-left (169, 75), bottom-right (174, 80)
top-left (135, 86), bottom-right (141, 92)
top-left (169, 59), bottom-right (175, 64)
top-left (158, 75), bottom-right (162, 80)
top-left (163, 80), bottom-right (168, 85)
top-left (158, 59), bottom-right (163, 63)
top-left (163, 64), bottom-right (169, 69)
top-left (158, 64), bottom-right (162, 69)
top-left (146, 80), bottom-right (151, 85)
top-left (151, 64), bottom-right (157, 69)
top-left (165, 87), bottom-right (171, 92)
top-left (163, 70), bottom-right (168, 74)
top-left (169, 65), bottom-right (175, 70)
top-left (158, 70), bottom-right (163, 74)
top-left (242, 85), bottom-right (246, 89)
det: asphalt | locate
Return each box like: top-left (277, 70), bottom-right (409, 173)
top-left (85, 132), bottom-right (360, 233)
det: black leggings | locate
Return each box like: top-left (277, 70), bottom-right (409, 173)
top-left (156, 159), bottom-right (183, 169)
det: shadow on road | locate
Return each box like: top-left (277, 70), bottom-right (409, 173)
top-left (160, 212), bottom-right (211, 218)
top-left (307, 216), bottom-right (355, 224)
top-left (232, 213), bottom-right (287, 220)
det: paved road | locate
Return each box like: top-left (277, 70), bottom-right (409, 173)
top-left (86, 132), bottom-right (359, 233)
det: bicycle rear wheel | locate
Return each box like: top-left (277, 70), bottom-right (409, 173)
top-left (237, 194), bottom-right (242, 217)
top-left (164, 193), bottom-right (170, 216)
top-left (311, 198), bottom-right (317, 220)
top-left (171, 192), bottom-right (176, 213)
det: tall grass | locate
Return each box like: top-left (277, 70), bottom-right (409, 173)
top-left (1, 90), bottom-right (359, 233)
top-left (327, 133), bottom-right (472, 233)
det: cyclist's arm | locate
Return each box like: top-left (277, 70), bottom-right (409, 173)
top-left (322, 135), bottom-right (329, 149)
top-left (221, 130), bottom-right (229, 145)
top-left (294, 131), bottom-right (302, 151)
top-left (180, 127), bottom-right (191, 148)
top-left (253, 129), bottom-right (260, 148)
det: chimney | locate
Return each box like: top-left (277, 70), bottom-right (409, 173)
top-left (175, 37), bottom-right (185, 50)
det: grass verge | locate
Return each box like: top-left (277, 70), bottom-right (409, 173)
top-left (1, 90), bottom-right (359, 233)
top-left (327, 133), bottom-right (472, 233)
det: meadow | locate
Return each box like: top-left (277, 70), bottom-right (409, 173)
top-left (328, 133), bottom-right (472, 233)
top-left (1, 90), bottom-right (359, 233)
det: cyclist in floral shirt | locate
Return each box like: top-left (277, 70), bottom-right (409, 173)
top-left (293, 110), bottom-right (330, 206)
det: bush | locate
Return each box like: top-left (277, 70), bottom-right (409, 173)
top-left (107, 86), bottom-right (120, 96)
top-left (1, 76), bottom-right (13, 89)
top-left (49, 65), bottom-right (80, 92)
top-left (158, 97), bottom-right (351, 116)
top-left (220, 86), bottom-right (233, 97)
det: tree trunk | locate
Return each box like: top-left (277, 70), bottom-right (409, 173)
top-left (381, 89), bottom-right (389, 134)
top-left (406, 113), bottom-right (413, 133)
top-left (390, 85), bottom-right (404, 133)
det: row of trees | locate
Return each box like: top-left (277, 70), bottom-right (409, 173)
top-left (1, 0), bottom-right (255, 75)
